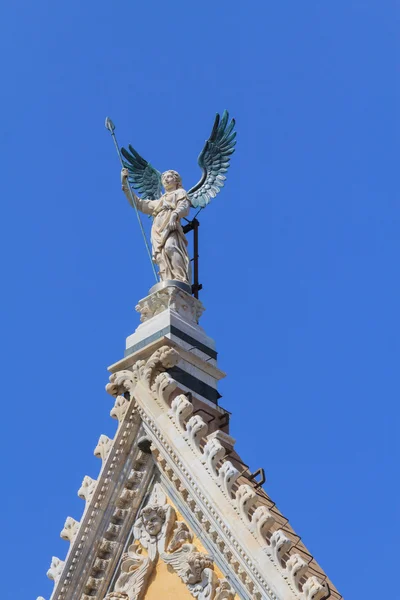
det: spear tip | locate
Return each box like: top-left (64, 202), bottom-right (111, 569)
top-left (105, 117), bottom-right (115, 133)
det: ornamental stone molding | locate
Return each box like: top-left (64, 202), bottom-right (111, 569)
top-left (136, 286), bottom-right (205, 324)
top-left (43, 392), bottom-right (151, 600)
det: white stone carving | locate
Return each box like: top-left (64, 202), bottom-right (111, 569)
top-left (126, 469), bottom-right (144, 488)
top-left (270, 530), bottom-right (292, 566)
top-left (162, 546), bottom-right (215, 584)
top-left (250, 506), bottom-right (275, 544)
top-left (133, 485), bottom-right (176, 560)
top-left (60, 516), bottom-right (80, 543)
top-left (202, 437), bottom-right (225, 477)
top-left (236, 484), bottom-right (257, 522)
top-left (286, 553), bottom-right (309, 590)
top-left (189, 567), bottom-right (220, 600)
top-left (107, 481), bottom-right (237, 600)
top-left (162, 543), bottom-right (199, 581)
top-left (107, 346), bottom-right (179, 405)
top-left (302, 576), bottom-right (328, 600)
top-left (94, 434), bottom-right (113, 463)
top-left (108, 543), bottom-right (152, 600)
top-left (141, 346), bottom-right (178, 390)
top-left (121, 168), bottom-right (191, 285)
top-left (46, 556), bottom-right (64, 586)
top-left (167, 521), bottom-right (193, 552)
top-left (185, 415), bottom-right (208, 450)
top-left (136, 286), bottom-right (205, 324)
top-left (107, 484), bottom-right (175, 599)
top-left (163, 545), bottom-right (235, 600)
top-left (110, 394), bottom-right (130, 424)
top-left (218, 461), bottom-right (240, 498)
top-left (78, 475), bottom-right (97, 506)
top-left (215, 580), bottom-right (236, 600)
top-left (169, 394), bottom-right (193, 429)
top-left (106, 369), bottom-right (136, 397)
top-left (206, 429), bottom-right (236, 451)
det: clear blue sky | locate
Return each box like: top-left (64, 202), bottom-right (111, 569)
top-left (0, 2), bottom-right (397, 598)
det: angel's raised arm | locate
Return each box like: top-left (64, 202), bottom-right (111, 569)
top-left (121, 169), bottom-right (157, 215)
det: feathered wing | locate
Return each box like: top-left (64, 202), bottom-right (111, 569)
top-left (161, 543), bottom-right (196, 580)
top-left (188, 110), bottom-right (236, 208)
top-left (121, 145), bottom-right (162, 200)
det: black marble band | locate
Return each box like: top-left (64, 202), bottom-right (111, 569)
top-left (124, 325), bottom-right (217, 360)
top-left (166, 366), bottom-right (221, 405)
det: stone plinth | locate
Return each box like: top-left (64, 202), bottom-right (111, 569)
top-left (109, 283), bottom-right (226, 412)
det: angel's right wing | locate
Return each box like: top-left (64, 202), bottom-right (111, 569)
top-left (121, 145), bottom-right (162, 200)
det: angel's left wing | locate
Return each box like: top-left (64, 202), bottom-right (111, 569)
top-left (188, 110), bottom-right (236, 208)
top-left (121, 145), bottom-right (162, 200)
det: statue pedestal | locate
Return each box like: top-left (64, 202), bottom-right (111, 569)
top-left (136, 281), bottom-right (204, 325)
top-left (108, 283), bottom-right (225, 410)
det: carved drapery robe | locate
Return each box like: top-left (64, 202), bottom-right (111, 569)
top-left (135, 189), bottom-right (191, 284)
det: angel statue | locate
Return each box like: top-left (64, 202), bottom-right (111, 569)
top-left (120, 110), bottom-right (236, 287)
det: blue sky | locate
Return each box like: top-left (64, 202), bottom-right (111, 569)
top-left (0, 1), bottom-right (397, 598)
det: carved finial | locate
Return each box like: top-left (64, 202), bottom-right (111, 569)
top-left (236, 484), bottom-right (257, 522)
top-left (110, 395), bottom-right (130, 424)
top-left (286, 553), bottom-right (309, 590)
top-left (60, 516), bottom-right (80, 543)
top-left (169, 394), bottom-right (193, 429)
top-left (270, 530), bottom-right (292, 566)
top-left (78, 475), bottom-right (97, 507)
top-left (250, 506), bottom-right (275, 544)
top-left (185, 415), bottom-right (208, 450)
top-left (46, 556), bottom-right (65, 586)
top-left (218, 461), bottom-right (240, 498)
top-left (302, 576), bottom-right (329, 600)
top-left (106, 370), bottom-right (136, 398)
top-left (202, 437), bottom-right (225, 477)
top-left (94, 434), bottom-right (113, 463)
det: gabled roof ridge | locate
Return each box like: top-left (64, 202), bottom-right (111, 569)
top-left (41, 344), bottom-right (341, 600)
top-left (107, 345), bottom-right (339, 600)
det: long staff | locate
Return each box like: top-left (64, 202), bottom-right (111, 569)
top-left (105, 117), bottom-right (158, 282)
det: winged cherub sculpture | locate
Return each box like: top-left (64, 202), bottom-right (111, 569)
top-left (120, 111), bottom-right (236, 286)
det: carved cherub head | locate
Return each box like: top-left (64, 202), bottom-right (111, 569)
top-left (185, 552), bottom-right (214, 585)
top-left (161, 170), bottom-right (182, 192)
top-left (141, 505), bottom-right (167, 536)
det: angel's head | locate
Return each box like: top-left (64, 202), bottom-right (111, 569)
top-left (140, 504), bottom-right (167, 536)
top-left (162, 170), bottom-right (182, 192)
top-left (185, 552), bottom-right (214, 584)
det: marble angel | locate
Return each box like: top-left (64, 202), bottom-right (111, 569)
top-left (120, 111), bottom-right (236, 286)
